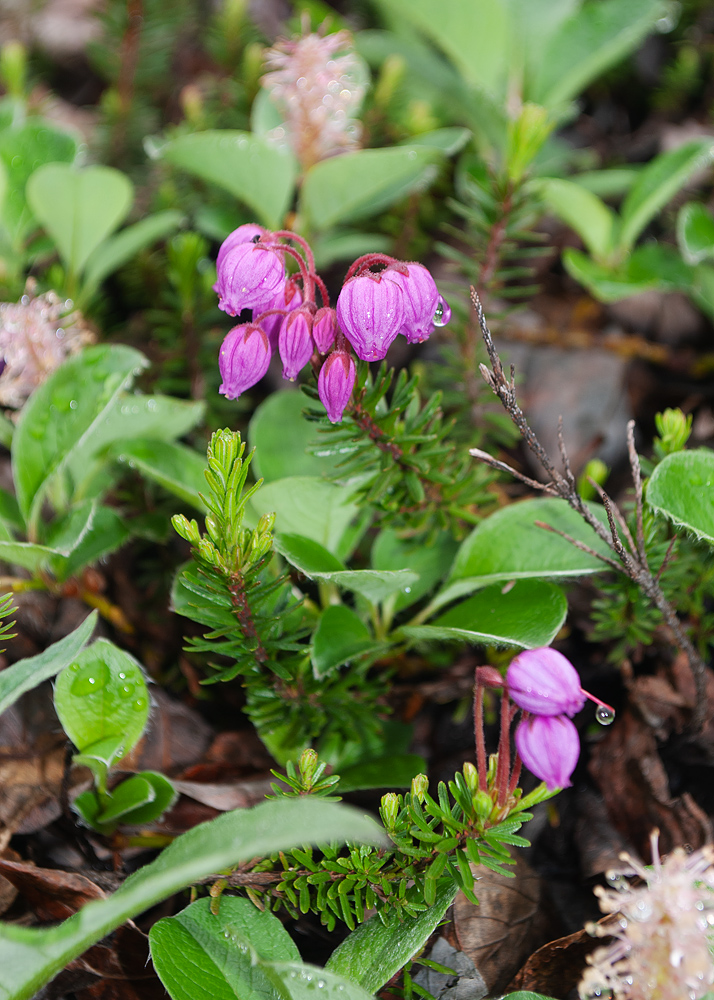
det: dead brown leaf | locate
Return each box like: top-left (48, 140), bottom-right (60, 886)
top-left (171, 777), bottom-right (273, 811)
top-left (506, 925), bottom-right (608, 996)
top-left (453, 853), bottom-right (553, 994)
top-left (0, 858), bottom-right (105, 920)
top-left (588, 708), bottom-right (712, 857)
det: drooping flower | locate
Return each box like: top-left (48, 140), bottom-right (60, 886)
top-left (579, 832), bottom-right (714, 1000)
top-left (218, 323), bottom-right (271, 399)
top-left (312, 306), bottom-right (337, 354)
top-left (261, 29), bottom-right (368, 170)
top-left (215, 224), bottom-right (266, 273)
top-left (514, 713), bottom-right (580, 789)
top-left (389, 262), bottom-right (440, 344)
top-left (318, 349), bottom-right (356, 423)
top-left (259, 280), bottom-right (303, 351)
top-left (279, 309), bottom-right (314, 381)
top-left (336, 271), bottom-right (405, 361)
top-left (215, 238), bottom-right (285, 316)
top-left (506, 647), bottom-right (586, 717)
top-left (0, 285), bottom-right (93, 409)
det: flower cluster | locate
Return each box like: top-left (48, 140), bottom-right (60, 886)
top-left (215, 226), bottom-right (450, 423)
top-left (579, 830), bottom-right (714, 1000)
top-left (0, 284), bottom-right (93, 409)
top-left (502, 647), bottom-right (614, 790)
top-left (261, 28), bottom-right (368, 170)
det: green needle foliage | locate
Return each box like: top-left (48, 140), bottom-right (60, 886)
top-left (172, 430), bottom-right (387, 755)
top-left (304, 364), bottom-right (493, 539)
top-left (215, 749), bottom-right (555, 932)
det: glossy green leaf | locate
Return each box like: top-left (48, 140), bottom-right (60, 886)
top-left (0, 798), bottom-right (384, 1000)
top-left (12, 344), bottom-right (147, 526)
top-left (401, 127), bottom-right (472, 155)
top-left (301, 147), bottom-right (441, 230)
top-left (248, 392), bottom-right (344, 482)
top-left (337, 755), bottom-right (424, 793)
top-left (449, 497), bottom-right (611, 587)
top-left (150, 896), bottom-right (300, 1000)
top-left (275, 532), bottom-right (418, 604)
top-left (312, 604), bottom-right (378, 678)
top-left (647, 449), bottom-right (714, 546)
top-left (692, 263), bottom-right (714, 322)
top-left (312, 231), bottom-right (393, 270)
top-left (26, 163), bottom-right (133, 276)
top-left (572, 167), bottom-right (640, 197)
top-left (371, 529), bottom-right (457, 613)
top-left (54, 638), bottom-right (149, 756)
top-left (534, 177), bottom-right (616, 260)
top-left (619, 139), bottom-right (714, 253)
top-left (0, 119), bottom-right (78, 248)
top-left (375, 0), bottom-right (510, 93)
top-left (326, 879), bottom-right (458, 992)
top-left (0, 610), bottom-right (96, 718)
top-left (81, 209), bottom-right (183, 300)
top-left (0, 540), bottom-right (62, 572)
top-left (110, 439), bottom-right (207, 509)
top-left (677, 201), bottom-right (714, 265)
top-left (562, 247), bottom-right (660, 302)
top-left (113, 771), bottom-right (177, 825)
top-left (250, 478), bottom-right (359, 557)
top-left (401, 580), bottom-right (567, 649)
top-left (54, 505), bottom-right (129, 581)
top-left (158, 131), bottom-right (296, 230)
top-left (532, 0), bottom-right (663, 108)
top-left (96, 774), bottom-right (155, 825)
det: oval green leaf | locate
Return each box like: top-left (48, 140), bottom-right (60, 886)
top-left (54, 638), bottom-right (149, 756)
top-left (647, 449), bottom-right (714, 546)
top-left (401, 580), bottom-right (567, 649)
top-left (158, 130), bottom-right (296, 230)
top-left (312, 604), bottom-right (378, 678)
top-left (26, 163), bottom-right (133, 276)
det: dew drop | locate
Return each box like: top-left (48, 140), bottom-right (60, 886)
top-left (134, 698), bottom-right (147, 711)
top-left (595, 705), bottom-right (615, 726)
top-left (71, 662), bottom-right (110, 696)
top-left (118, 672), bottom-right (126, 680)
top-left (69, 399), bottom-right (78, 409)
top-left (433, 296), bottom-right (451, 327)
top-left (317, 979), bottom-right (326, 989)
top-left (119, 683), bottom-right (135, 698)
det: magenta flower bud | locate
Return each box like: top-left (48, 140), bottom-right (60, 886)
top-left (389, 262), bottom-right (439, 344)
top-left (215, 240), bottom-right (285, 316)
top-left (515, 713), bottom-right (580, 790)
top-left (336, 272), bottom-right (405, 361)
top-left (318, 350), bottom-right (356, 423)
top-left (279, 308), bottom-right (314, 381)
top-left (218, 323), bottom-right (271, 399)
top-left (260, 280), bottom-right (303, 351)
top-left (312, 306), bottom-right (337, 354)
top-left (216, 224), bottom-right (267, 273)
top-left (506, 647), bottom-right (586, 717)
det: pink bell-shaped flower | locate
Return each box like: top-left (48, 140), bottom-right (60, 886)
top-left (259, 280), bottom-right (303, 351)
top-left (218, 323), bottom-right (271, 399)
top-left (215, 239), bottom-right (285, 316)
top-left (312, 306), bottom-right (337, 354)
top-left (506, 647), bottom-right (586, 718)
top-left (216, 224), bottom-right (267, 274)
top-left (336, 271), bottom-right (404, 361)
top-left (318, 350), bottom-right (356, 423)
top-left (389, 262), bottom-right (440, 344)
top-left (515, 713), bottom-right (580, 790)
top-left (279, 308), bottom-right (314, 381)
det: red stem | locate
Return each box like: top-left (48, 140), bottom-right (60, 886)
top-left (473, 672), bottom-right (488, 794)
top-left (344, 253), bottom-right (402, 282)
top-left (272, 230), bottom-right (315, 273)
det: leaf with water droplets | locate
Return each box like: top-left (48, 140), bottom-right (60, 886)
top-left (150, 896), bottom-right (300, 1000)
top-left (53, 638), bottom-right (149, 758)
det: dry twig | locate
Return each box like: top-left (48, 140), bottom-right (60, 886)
top-left (469, 287), bottom-right (708, 734)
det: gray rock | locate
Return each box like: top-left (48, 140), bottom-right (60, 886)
top-left (412, 937), bottom-right (488, 1000)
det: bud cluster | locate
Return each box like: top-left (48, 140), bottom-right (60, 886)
top-left (214, 225), bottom-right (450, 423)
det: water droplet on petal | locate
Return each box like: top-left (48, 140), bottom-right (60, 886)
top-left (433, 296), bottom-right (451, 327)
top-left (596, 705), bottom-right (615, 726)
